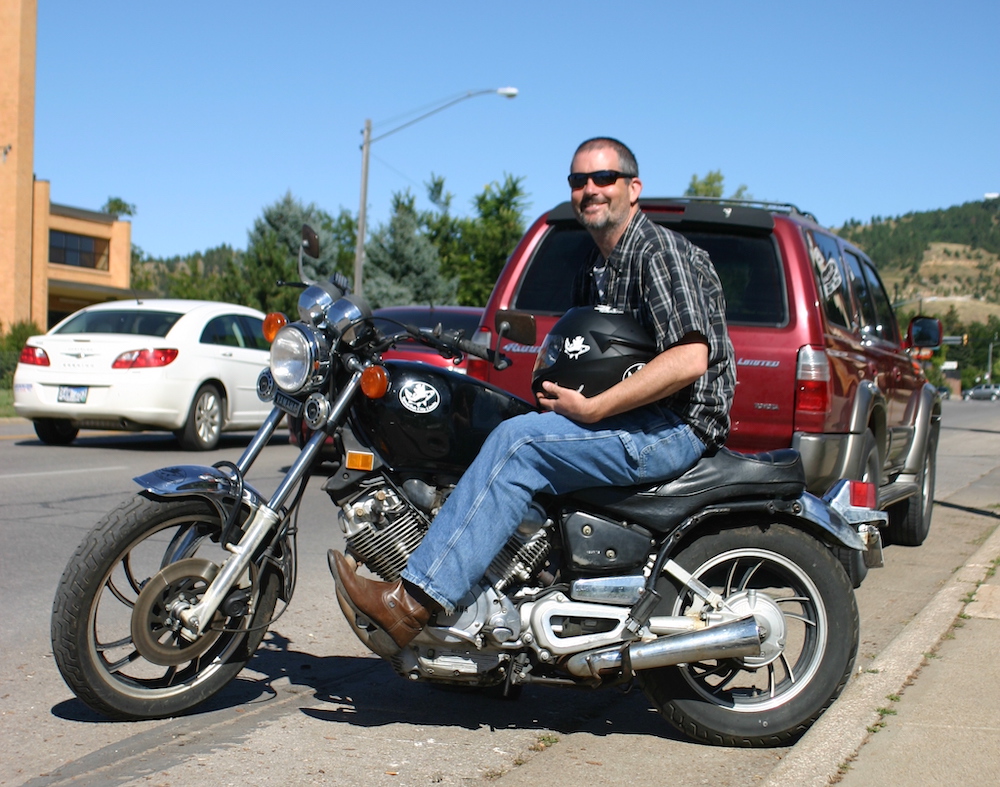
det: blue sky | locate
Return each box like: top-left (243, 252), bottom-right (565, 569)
top-left (34, 1), bottom-right (999, 260)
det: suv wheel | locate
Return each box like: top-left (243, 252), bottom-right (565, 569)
top-left (888, 428), bottom-right (938, 547)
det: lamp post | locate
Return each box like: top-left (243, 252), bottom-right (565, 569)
top-left (353, 87), bottom-right (518, 296)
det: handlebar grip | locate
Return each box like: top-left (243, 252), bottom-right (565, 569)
top-left (455, 338), bottom-right (511, 371)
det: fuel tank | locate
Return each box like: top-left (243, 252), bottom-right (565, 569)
top-left (352, 361), bottom-right (536, 475)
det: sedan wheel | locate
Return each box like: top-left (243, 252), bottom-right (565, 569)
top-left (34, 418), bottom-right (80, 446)
top-left (176, 385), bottom-right (223, 450)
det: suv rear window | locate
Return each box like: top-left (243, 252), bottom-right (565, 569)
top-left (513, 223), bottom-right (786, 326)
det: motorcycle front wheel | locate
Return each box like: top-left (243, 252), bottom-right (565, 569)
top-left (51, 495), bottom-right (279, 720)
top-left (640, 522), bottom-right (858, 747)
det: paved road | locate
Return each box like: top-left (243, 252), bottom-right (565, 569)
top-left (0, 400), bottom-right (997, 786)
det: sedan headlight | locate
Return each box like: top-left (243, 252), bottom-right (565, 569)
top-left (269, 323), bottom-right (330, 394)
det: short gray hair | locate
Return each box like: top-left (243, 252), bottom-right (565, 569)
top-left (573, 137), bottom-right (638, 176)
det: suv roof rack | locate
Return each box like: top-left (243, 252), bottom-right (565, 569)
top-left (669, 196), bottom-right (819, 223)
top-left (546, 198), bottom-right (818, 228)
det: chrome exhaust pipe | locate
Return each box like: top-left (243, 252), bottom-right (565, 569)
top-left (565, 617), bottom-right (764, 679)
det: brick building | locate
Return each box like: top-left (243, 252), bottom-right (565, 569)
top-left (1, 0), bottom-right (133, 331)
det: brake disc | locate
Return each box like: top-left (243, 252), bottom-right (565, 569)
top-left (131, 557), bottom-right (223, 666)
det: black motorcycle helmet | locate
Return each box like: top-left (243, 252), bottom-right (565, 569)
top-left (532, 306), bottom-right (656, 398)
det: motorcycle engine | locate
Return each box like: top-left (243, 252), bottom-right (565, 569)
top-left (338, 475), bottom-right (552, 592)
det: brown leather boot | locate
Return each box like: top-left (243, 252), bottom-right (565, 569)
top-left (328, 550), bottom-right (431, 648)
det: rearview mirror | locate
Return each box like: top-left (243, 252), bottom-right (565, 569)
top-left (908, 316), bottom-right (942, 348)
top-left (496, 309), bottom-right (537, 346)
top-left (301, 225), bottom-right (320, 259)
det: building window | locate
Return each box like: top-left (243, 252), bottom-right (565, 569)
top-left (49, 230), bottom-right (110, 270)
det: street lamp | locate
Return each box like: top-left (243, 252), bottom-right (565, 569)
top-left (353, 87), bottom-right (518, 296)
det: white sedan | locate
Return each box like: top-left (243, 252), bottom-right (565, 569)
top-left (13, 299), bottom-right (273, 450)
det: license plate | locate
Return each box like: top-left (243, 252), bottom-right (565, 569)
top-left (274, 391), bottom-right (303, 418)
top-left (57, 386), bottom-right (89, 404)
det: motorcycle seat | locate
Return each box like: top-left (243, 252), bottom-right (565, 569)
top-left (565, 448), bottom-right (806, 533)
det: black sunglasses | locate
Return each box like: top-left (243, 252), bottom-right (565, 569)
top-left (567, 170), bottom-right (637, 189)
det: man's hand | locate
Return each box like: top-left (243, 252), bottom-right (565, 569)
top-left (536, 381), bottom-right (603, 423)
top-left (535, 334), bottom-right (710, 424)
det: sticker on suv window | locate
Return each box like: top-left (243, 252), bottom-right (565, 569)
top-left (807, 233), bottom-right (843, 300)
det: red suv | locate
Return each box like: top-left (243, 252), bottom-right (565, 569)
top-left (470, 198), bottom-right (942, 546)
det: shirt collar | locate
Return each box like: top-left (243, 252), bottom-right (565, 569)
top-left (605, 210), bottom-right (646, 271)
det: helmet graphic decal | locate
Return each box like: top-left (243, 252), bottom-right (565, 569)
top-left (532, 306), bottom-right (654, 399)
top-left (622, 362), bottom-right (646, 380)
top-left (399, 380), bottom-right (441, 414)
top-left (563, 336), bottom-right (591, 359)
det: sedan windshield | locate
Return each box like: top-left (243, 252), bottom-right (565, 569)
top-left (55, 310), bottom-right (182, 337)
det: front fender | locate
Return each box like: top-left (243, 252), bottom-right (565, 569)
top-left (134, 465), bottom-right (266, 519)
top-left (134, 465), bottom-right (294, 600)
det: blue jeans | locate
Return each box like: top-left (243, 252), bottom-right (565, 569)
top-left (401, 405), bottom-right (705, 612)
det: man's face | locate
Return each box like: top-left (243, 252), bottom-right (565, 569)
top-left (569, 146), bottom-right (641, 234)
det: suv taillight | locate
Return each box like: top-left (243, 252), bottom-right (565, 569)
top-left (795, 345), bottom-right (831, 414)
top-left (466, 326), bottom-right (492, 381)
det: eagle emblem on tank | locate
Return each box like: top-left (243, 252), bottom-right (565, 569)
top-left (399, 380), bottom-right (442, 414)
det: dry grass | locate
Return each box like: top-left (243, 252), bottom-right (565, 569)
top-left (880, 242), bottom-right (1000, 322)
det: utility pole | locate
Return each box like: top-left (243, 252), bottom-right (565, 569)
top-left (352, 87), bottom-right (518, 296)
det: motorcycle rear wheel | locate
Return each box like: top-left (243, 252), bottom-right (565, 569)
top-left (640, 522), bottom-right (858, 747)
top-left (51, 495), bottom-right (279, 720)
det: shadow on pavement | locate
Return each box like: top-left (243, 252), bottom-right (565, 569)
top-left (17, 431), bottom-right (287, 452)
top-left (50, 628), bottom-right (682, 742)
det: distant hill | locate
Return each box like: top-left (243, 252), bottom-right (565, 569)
top-left (838, 199), bottom-right (1000, 323)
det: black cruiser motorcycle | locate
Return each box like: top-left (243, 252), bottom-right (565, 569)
top-left (51, 226), bottom-right (886, 747)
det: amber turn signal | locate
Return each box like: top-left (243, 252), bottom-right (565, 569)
top-left (263, 312), bottom-right (288, 343)
top-left (360, 365), bottom-right (389, 399)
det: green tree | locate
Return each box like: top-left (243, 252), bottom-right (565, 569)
top-left (245, 192), bottom-right (344, 285)
top-left (685, 170), bottom-right (725, 198)
top-left (225, 231), bottom-right (302, 315)
top-left (441, 174), bottom-right (528, 305)
top-left (839, 199), bottom-right (1000, 272)
top-left (102, 197), bottom-right (136, 218)
top-left (153, 193), bottom-right (352, 314)
top-left (166, 245), bottom-right (241, 302)
top-left (321, 207), bottom-right (359, 282)
top-left (1, 320), bottom-right (43, 388)
top-left (684, 170), bottom-right (750, 201)
top-left (364, 191), bottom-right (457, 308)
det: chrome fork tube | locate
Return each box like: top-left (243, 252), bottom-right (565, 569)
top-left (268, 368), bottom-right (362, 511)
top-left (179, 369), bottom-right (363, 637)
top-left (236, 408), bottom-right (284, 475)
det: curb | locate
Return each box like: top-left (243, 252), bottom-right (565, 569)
top-left (762, 522), bottom-right (1000, 787)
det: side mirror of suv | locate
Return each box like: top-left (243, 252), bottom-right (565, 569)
top-left (907, 316), bottom-right (942, 348)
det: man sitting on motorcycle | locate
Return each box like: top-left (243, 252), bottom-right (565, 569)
top-left (331, 136), bottom-right (736, 648)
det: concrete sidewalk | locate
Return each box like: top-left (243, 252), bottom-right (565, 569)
top-left (763, 521), bottom-right (1000, 787)
top-left (837, 564), bottom-right (1000, 786)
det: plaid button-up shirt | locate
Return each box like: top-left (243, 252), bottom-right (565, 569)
top-left (574, 211), bottom-right (736, 450)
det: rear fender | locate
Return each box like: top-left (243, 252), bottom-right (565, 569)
top-left (795, 492), bottom-right (866, 550)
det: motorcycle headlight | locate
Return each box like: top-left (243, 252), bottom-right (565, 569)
top-left (269, 323), bottom-right (330, 394)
